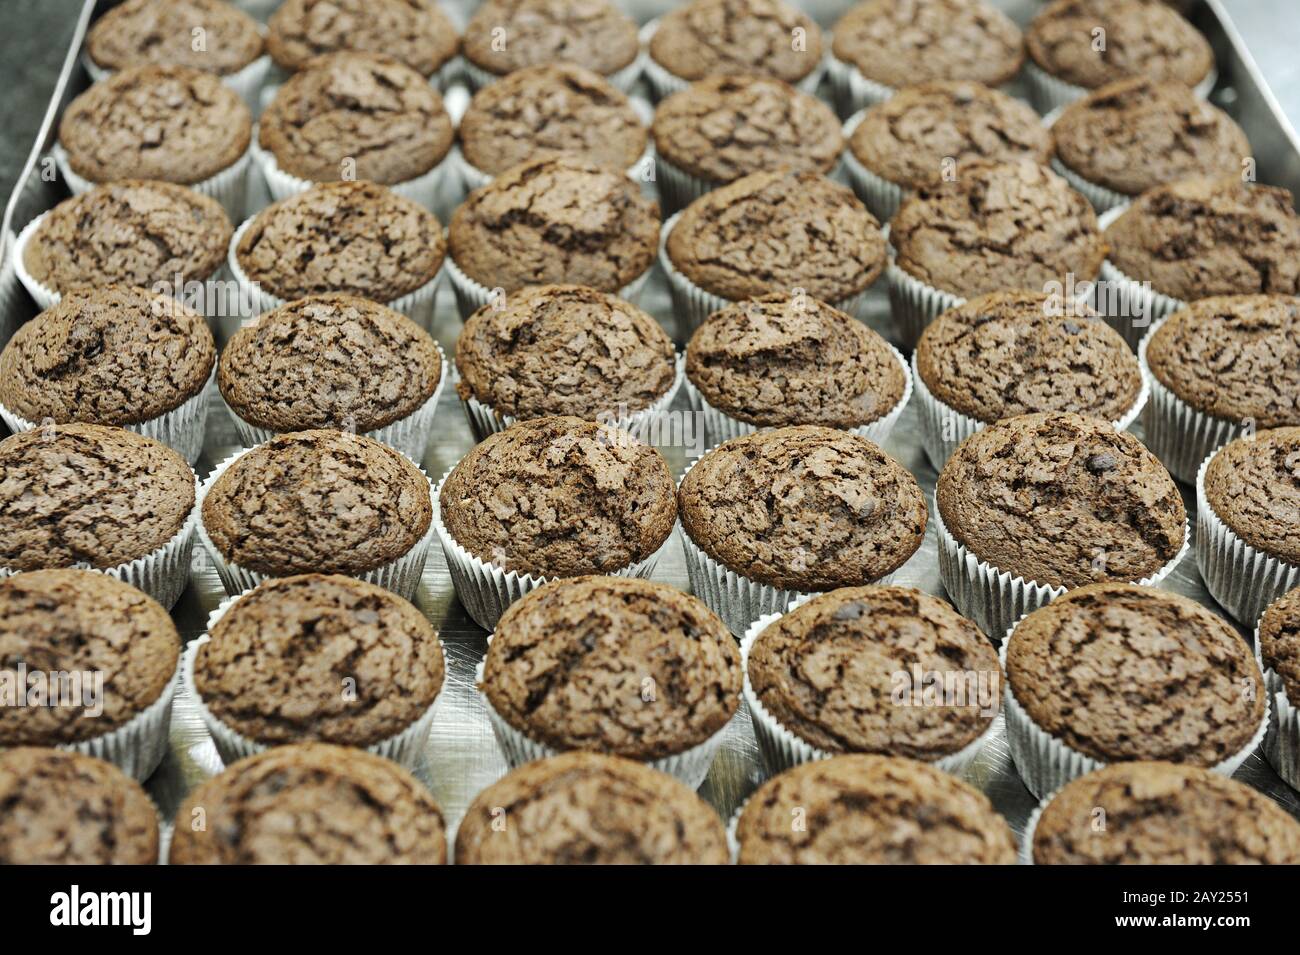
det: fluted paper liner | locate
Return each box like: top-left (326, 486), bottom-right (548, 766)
top-left (827, 50), bottom-right (897, 115)
top-left (1096, 205), bottom-right (1184, 350)
top-left (840, 109), bottom-right (907, 222)
top-left (1024, 59), bottom-right (1217, 114)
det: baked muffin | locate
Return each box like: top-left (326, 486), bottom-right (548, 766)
top-left (1031, 761), bottom-right (1300, 864)
top-left (1260, 587), bottom-right (1300, 705)
top-left (170, 743), bottom-right (447, 864)
top-left (267, 0), bottom-right (458, 78)
top-left (455, 752), bottom-right (729, 864)
top-left (648, 0), bottom-right (822, 89)
top-left (0, 748), bottom-right (159, 864)
top-left (86, 0), bottom-right (263, 76)
top-left (735, 755), bottom-right (1016, 864)
top-left (461, 0), bottom-right (640, 82)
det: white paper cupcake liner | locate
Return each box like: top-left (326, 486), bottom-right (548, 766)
top-left (459, 48), bottom-right (645, 94)
top-left (639, 19), bottom-right (826, 101)
top-left (196, 447), bottom-right (436, 600)
top-left (827, 51), bottom-right (899, 117)
top-left (82, 50), bottom-right (272, 109)
top-left (1024, 60), bottom-right (1217, 115)
top-left (1048, 156), bottom-right (1131, 215)
top-left (453, 141), bottom-right (655, 195)
top-left (1263, 670), bottom-right (1299, 793)
top-left (884, 258), bottom-right (965, 350)
top-left (1095, 205), bottom-right (1183, 350)
top-left (840, 109), bottom-right (907, 223)
top-left (654, 149), bottom-right (845, 216)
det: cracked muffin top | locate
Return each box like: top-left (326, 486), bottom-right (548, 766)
top-left (849, 82), bottom-right (1050, 191)
top-left (1260, 587), bottom-right (1300, 703)
top-left (219, 294), bottom-right (442, 434)
top-left (1104, 177), bottom-right (1300, 301)
top-left (449, 156), bottom-right (659, 294)
top-left (455, 752), bottom-right (729, 864)
top-left (916, 291), bottom-right (1141, 424)
top-left (667, 170), bottom-right (886, 303)
top-left (59, 65), bottom-right (251, 184)
top-left (937, 412), bottom-right (1186, 590)
top-left (832, 0), bottom-right (1023, 90)
top-left (1033, 761), bottom-right (1300, 864)
top-left (0, 748), bottom-right (159, 864)
top-left (170, 743), bottom-right (447, 864)
top-left (653, 75), bottom-right (841, 186)
top-left (685, 292), bottom-right (904, 429)
top-left (463, 0), bottom-right (640, 78)
top-left (736, 754), bottom-right (1016, 864)
top-left (87, 0), bottom-right (264, 75)
top-left (236, 181), bottom-right (445, 303)
top-left (194, 574), bottom-right (444, 747)
top-left (483, 576), bottom-right (740, 760)
top-left (459, 63), bottom-right (646, 176)
top-left (267, 0), bottom-right (458, 77)
top-left (1007, 584), bottom-right (1265, 764)
top-left (454, 285), bottom-right (675, 423)
top-left (0, 570), bottom-right (179, 746)
top-left (891, 159), bottom-right (1104, 299)
top-left (679, 426), bottom-right (927, 591)
top-left (650, 0), bottom-right (822, 84)
top-left (439, 416), bottom-right (677, 578)
top-left (0, 424), bottom-right (194, 571)
top-left (1203, 428), bottom-right (1300, 566)
top-left (201, 430), bottom-right (432, 578)
top-left (259, 52), bottom-right (453, 185)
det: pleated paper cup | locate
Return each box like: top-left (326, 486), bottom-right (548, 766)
top-left (11, 213), bottom-right (62, 312)
top-left (54, 142), bottom-right (251, 221)
top-left (1024, 60), bottom-right (1218, 115)
top-left (840, 109), bottom-right (907, 222)
top-left (884, 258), bottom-right (965, 351)
top-left (460, 49), bottom-right (645, 94)
top-left (827, 49), bottom-right (902, 116)
top-left (1095, 205), bottom-right (1183, 350)
top-left (454, 141), bottom-right (654, 195)
top-left (640, 19), bottom-right (826, 102)
top-left (82, 50), bottom-right (272, 109)
top-left (1262, 668), bottom-right (1300, 794)
top-left (654, 149), bottom-right (847, 216)
top-left (1048, 158), bottom-right (1131, 215)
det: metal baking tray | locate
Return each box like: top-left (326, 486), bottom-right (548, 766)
top-left (2, 0), bottom-right (1298, 853)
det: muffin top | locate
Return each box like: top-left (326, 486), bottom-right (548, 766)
top-left (650, 0), bottom-right (822, 84)
top-left (850, 81), bottom-right (1050, 191)
top-left (1260, 587), bottom-right (1300, 703)
top-left (87, 0), bottom-right (264, 75)
top-left (454, 752), bottom-right (728, 864)
top-left (0, 748), bottom-right (159, 865)
top-left (667, 170), bottom-right (885, 304)
top-left (219, 294), bottom-right (442, 434)
top-left (170, 743), bottom-right (446, 864)
top-left (735, 755), bottom-right (1016, 864)
top-left (195, 575), bottom-right (444, 747)
top-left (0, 424), bottom-right (194, 571)
top-left (748, 586), bottom-right (1001, 760)
top-left (449, 156), bottom-right (659, 294)
top-left (462, 0), bottom-right (640, 77)
top-left (891, 159), bottom-right (1104, 299)
top-left (202, 430), bottom-right (432, 577)
top-left (679, 426), bottom-right (927, 591)
top-left (22, 181), bottom-right (231, 294)
top-left (1033, 761), bottom-right (1300, 864)
top-left (259, 52), bottom-right (453, 185)
top-left (236, 181), bottom-right (445, 303)
top-left (267, 0), bottom-right (458, 77)
top-left (0, 286), bottom-right (215, 427)
top-left (685, 292), bottom-right (904, 429)
top-left (454, 284), bottom-right (675, 422)
top-left (438, 416), bottom-right (677, 578)
top-left (1007, 584), bottom-right (1264, 764)
top-left (1027, 0), bottom-right (1213, 90)
top-left (937, 412), bottom-right (1186, 589)
top-left (59, 65), bottom-right (251, 185)
top-left (653, 76), bottom-right (842, 186)
top-left (1145, 295), bottom-right (1300, 430)
top-left (1105, 177), bottom-right (1300, 301)
top-left (1203, 428), bottom-right (1300, 566)
top-left (459, 64), bottom-right (646, 176)
top-left (483, 576), bottom-right (740, 760)
top-left (832, 0), bottom-right (1023, 90)
top-left (1053, 78), bottom-right (1250, 197)
top-left (0, 570), bottom-right (179, 746)
top-left (916, 291), bottom-right (1141, 425)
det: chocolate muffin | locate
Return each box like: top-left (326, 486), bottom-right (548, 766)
top-left (462, 0), bottom-right (640, 79)
top-left (1203, 428), bottom-right (1300, 569)
top-left (735, 755), bottom-right (1017, 864)
top-left (685, 292), bottom-right (904, 429)
top-left (0, 570), bottom-right (179, 746)
top-left (747, 586), bottom-right (1000, 760)
top-left (455, 285), bottom-right (675, 423)
top-left (266, 0), bottom-right (458, 77)
top-left (438, 416), bottom-right (676, 578)
top-left (59, 65), bottom-right (251, 185)
top-left (258, 52), bottom-right (453, 185)
top-left (1261, 588), bottom-right (1300, 698)
top-left (667, 171), bottom-right (885, 304)
top-left (454, 752), bottom-right (729, 864)
top-left (235, 181), bottom-right (445, 304)
top-left (832, 0), bottom-right (1023, 90)
top-left (86, 0), bottom-right (264, 75)
top-left (448, 156), bottom-right (659, 294)
top-left (1105, 177), bottom-right (1300, 301)
top-left (649, 0), bottom-right (822, 85)
top-left (170, 743), bottom-right (447, 864)
top-left (0, 748), bottom-right (159, 864)
top-left (0, 424), bottom-right (194, 571)
top-left (679, 427), bottom-right (927, 591)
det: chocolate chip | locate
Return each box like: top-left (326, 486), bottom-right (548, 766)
top-left (1062, 320), bottom-right (1081, 335)
top-left (1087, 452), bottom-right (1117, 473)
